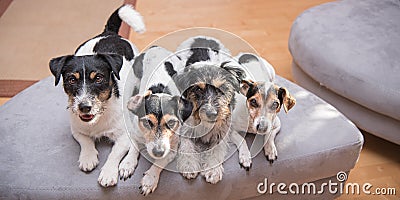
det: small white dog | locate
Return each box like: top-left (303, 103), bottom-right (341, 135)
top-left (49, 5), bottom-right (145, 187)
top-left (232, 53), bottom-right (296, 163)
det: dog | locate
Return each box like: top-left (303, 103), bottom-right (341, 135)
top-left (165, 36), bottom-right (246, 183)
top-left (127, 46), bottom-right (193, 195)
top-left (48, 5), bottom-right (145, 187)
top-left (232, 53), bottom-right (296, 163)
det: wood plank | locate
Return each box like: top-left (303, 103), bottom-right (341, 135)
top-left (0, 80), bottom-right (37, 97)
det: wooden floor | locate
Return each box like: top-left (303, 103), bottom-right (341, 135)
top-left (130, 0), bottom-right (340, 82)
top-left (0, 0), bottom-right (398, 199)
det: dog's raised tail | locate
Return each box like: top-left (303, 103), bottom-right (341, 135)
top-left (105, 4), bottom-right (146, 35)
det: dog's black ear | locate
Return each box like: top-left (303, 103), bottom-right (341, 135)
top-left (127, 94), bottom-right (145, 116)
top-left (240, 79), bottom-right (255, 96)
top-left (220, 61), bottom-right (246, 82)
top-left (98, 54), bottom-right (123, 80)
top-left (132, 52), bottom-right (145, 79)
top-left (49, 55), bottom-right (73, 86)
top-left (174, 96), bottom-right (193, 122)
top-left (165, 61), bottom-right (177, 78)
top-left (278, 87), bottom-right (296, 113)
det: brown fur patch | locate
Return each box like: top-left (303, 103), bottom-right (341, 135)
top-left (89, 72), bottom-right (97, 80)
top-left (212, 78), bottom-right (226, 88)
top-left (98, 89), bottom-right (111, 102)
top-left (197, 82), bottom-right (206, 89)
top-left (247, 93), bottom-right (263, 121)
top-left (140, 114), bottom-right (159, 142)
top-left (268, 85), bottom-right (281, 111)
top-left (73, 72), bottom-right (80, 80)
top-left (144, 90), bottom-right (152, 97)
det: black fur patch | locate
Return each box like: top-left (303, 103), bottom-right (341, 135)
top-left (104, 5), bottom-right (123, 34)
top-left (148, 83), bottom-right (171, 95)
top-left (93, 34), bottom-right (134, 61)
top-left (185, 38), bottom-right (221, 67)
top-left (164, 61), bottom-right (177, 77)
top-left (133, 52), bottom-right (145, 79)
top-left (132, 86), bottom-right (139, 96)
top-left (238, 53), bottom-right (259, 64)
top-left (246, 83), bottom-right (260, 99)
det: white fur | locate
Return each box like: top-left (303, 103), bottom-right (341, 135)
top-left (75, 37), bottom-right (104, 56)
top-left (235, 52), bottom-right (275, 82)
top-left (118, 5), bottom-right (146, 33)
top-left (139, 46), bottom-right (180, 95)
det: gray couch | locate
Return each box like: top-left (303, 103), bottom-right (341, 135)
top-left (289, 0), bottom-right (400, 144)
top-left (0, 75), bottom-right (363, 199)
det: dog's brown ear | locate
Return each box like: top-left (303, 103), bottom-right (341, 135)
top-left (98, 54), bottom-right (123, 80)
top-left (127, 94), bottom-right (145, 116)
top-left (49, 55), bottom-right (73, 86)
top-left (278, 87), bottom-right (296, 113)
top-left (240, 79), bottom-right (255, 96)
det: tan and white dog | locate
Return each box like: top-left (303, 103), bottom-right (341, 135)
top-left (232, 53), bottom-right (296, 163)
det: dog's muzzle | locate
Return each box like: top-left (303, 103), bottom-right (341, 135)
top-left (152, 147), bottom-right (165, 158)
top-left (199, 104), bottom-right (218, 122)
top-left (78, 102), bottom-right (94, 122)
top-left (256, 117), bottom-right (269, 133)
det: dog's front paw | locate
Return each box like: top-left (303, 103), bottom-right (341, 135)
top-left (119, 157), bottom-right (137, 181)
top-left (202, 165), bottom-right (224, 184)
top-left (177, 158), bottom-right (200, 179)
top-left (264, 143), bottom-right (278, 163)
top-left (98, 166), bottom-right (119, 187)
top-left (239, 150), bottom-right (252, 171)
top-left (78, 150), bottom-right (99, 172)
top-left (181, 172), bottom-right (199, 179)
top-left (139, 171), bottom-right (159, 196)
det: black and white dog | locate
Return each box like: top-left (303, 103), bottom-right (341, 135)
top-left (49, 5), bottom-right (145, 187)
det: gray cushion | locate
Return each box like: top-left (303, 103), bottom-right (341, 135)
top-left (0, 76), bottom-right (363, 199)
top-left (293, 62), bottom-right (400, 144)
top-left (289, 0), bottom-right (400, 121)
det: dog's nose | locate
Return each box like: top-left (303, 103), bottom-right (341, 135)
top-left (79, 103), bottom-right (92, 113)
top-left (206, 109), bottom-right (218, 120)
top-left (152, 148), bottom-right (165, 158)
top-left (256, 124), bottom-right (268, 133)
top-left (256, 118), bottom-right (268, 133)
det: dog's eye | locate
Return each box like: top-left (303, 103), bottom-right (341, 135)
top-left (68, 77), bottom-right (77, 85)
top-left (94, 74), bottom-right (104, 84)
top-left (250, 99), bottom-right (259, 108)
top-left (272, 102), bottom-right (279, 110)
top-left (166, 120), bottom-right (178, 129)
top-left (194, 86), bottom-right (203, 93)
